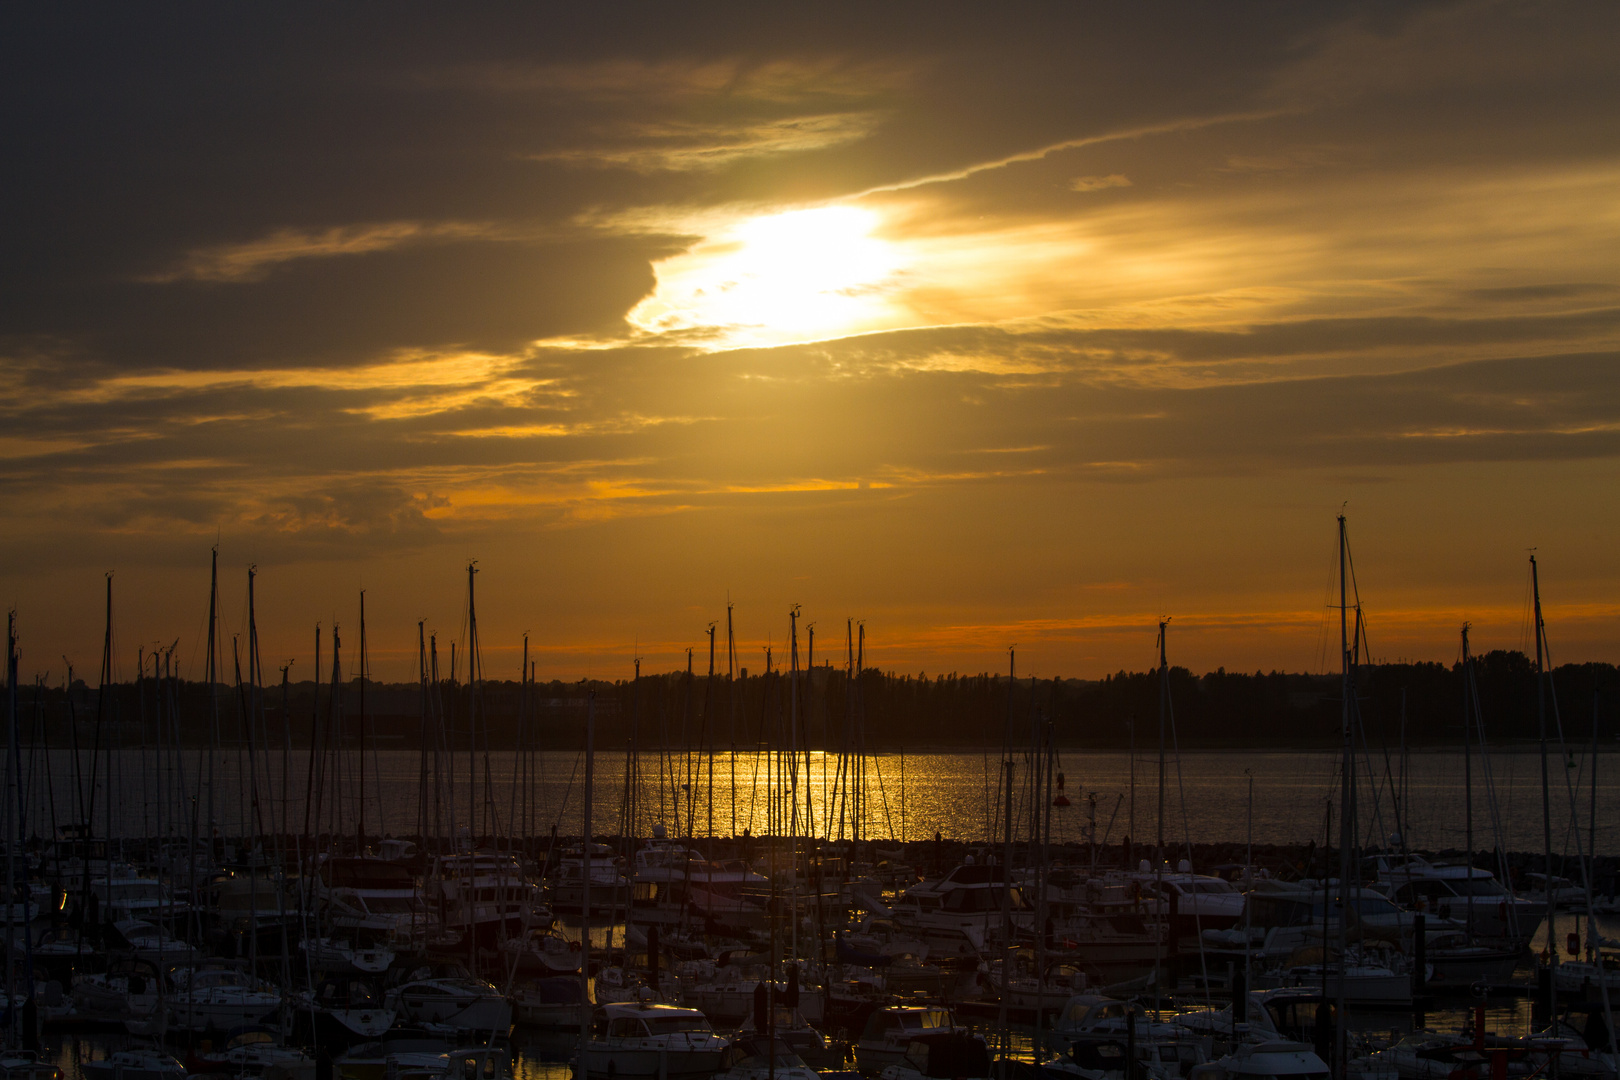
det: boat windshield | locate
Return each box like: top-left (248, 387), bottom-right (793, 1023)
top-left (645, 1017), bottom-right (713, 1035)
top-left (361, 897), bottom-right (421, 914)
top-left (1447, 879), bottom-right (1508, 898)
top-left (1060, 1003), bottom-right (1091, 1026)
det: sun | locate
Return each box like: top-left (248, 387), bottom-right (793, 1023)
top-left (628, 205), bottom-right (903, 345)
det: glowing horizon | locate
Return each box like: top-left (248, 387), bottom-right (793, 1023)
top-left (3, 7), bottom-right (1617, 690)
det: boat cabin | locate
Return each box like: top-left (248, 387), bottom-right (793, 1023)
top-left (595, 1002), bottom-right (717, 1039)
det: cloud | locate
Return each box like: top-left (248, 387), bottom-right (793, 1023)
top-left (4, 4), bottom-right (1620, 676)
top-left (1069, 174), bottom-right (1131, 193)
top-left (142, 220), bottom-right (504, 284)
top-left (531, 113), bottom-right (882, 173)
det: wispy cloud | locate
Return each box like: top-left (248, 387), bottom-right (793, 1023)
top-left (142, 220), bottom-right (504, 284)
top-left (1069, 173), bottom-right (1132, 193)
top-left (531, 112), bottom-right (881, 173)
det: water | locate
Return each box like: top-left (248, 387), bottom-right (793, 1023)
top-left (30, 996), bottom-right (1566, 1080)
top-left (27, 747), bottom-right (1620, 856)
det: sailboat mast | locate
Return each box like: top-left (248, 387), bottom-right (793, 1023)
top-left (1156, 621), bottom-right (1168, 867)
top-left (358, 590), bottom-right (367, 853)
top-left (727, 604), bottom-right (737, 841)
top-left (705, 623), bottom-right (716, 840)
top-left (1462, 625), bottom-right (1476, 938)
top-left (206, 547), bottom-right (220, 861)
top-left (1335, 514), bottom-right (1353, 1080)
top-left (1531, 554), bottom-right (1557, 1019)
top-left (788, 604), bottom-right (800, 962)
top-left (578, 691), bottom-right (594, 1080)
top-left (467, 561), bottom-right (478, 844)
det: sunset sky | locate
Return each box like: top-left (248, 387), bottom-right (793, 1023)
top-left (3, 5), bottom-right (1618, 684)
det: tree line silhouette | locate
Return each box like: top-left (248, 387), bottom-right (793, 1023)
top-left (13, 650), bottom-right (1617, 750)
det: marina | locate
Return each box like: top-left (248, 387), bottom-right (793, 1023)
top-left (3, 541), bottom-right (1618, 1080)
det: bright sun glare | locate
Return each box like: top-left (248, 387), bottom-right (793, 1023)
top-left (628, 205), bottom-right (902, 345)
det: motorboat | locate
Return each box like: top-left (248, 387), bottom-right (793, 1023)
top-left (313, 855), bottom-right (434, 946)
top-left (71, 960), bottom-right (162, 1027)
top-left (431, 849), bottom-right (545, 944)
top-left (167, 966), bottom-right (282, 1032)
top-left (677, 963), bottom-right (825, 1027)
top-left (736, 1005), bottom-right (844, 1071)
top-left (513, 975), bottom-right (591, 1028)
top-left (497, 927), bottom-right (581, 975)
top-left (1049, 995), bottom-right (1209, 1077)
top-left (576, 1001), bottom-right (730, 1080)
top-left (1205, 882), bottom-right (1445, 966)
top-left (995, 954), bottom-right (1095, 1012)
top-left (187, 1026), bottom-right (314, 1076)
top-left (877, 1033), bottom-right (992, 1080)
top-left (1421, 930), bottom-right (1521, 989)
top-left (335, 1036), bottom-right (508, 1080)
top-left (550, 844), bottom-right (630, 916)
top-left (111, 918), bottom-right (205, 967)
top-left (0, 1053), bottom-right (62, 1080)
top-left (387, 961), bottom-right (512, 1034)
top-left (712, 1037), bottom-right (819, 1080)
top-left (1257, 945), bottom-right (1415, 1006)
top-left (78, 1049), bottom-right (187, 1080)
top-left (291, 976), bottom-right (397, 1048)
top-left (633, 833), bottom-right (769, 888)
top-left (1122, 862), bottom-right (1247, 942)
top-left (91, 872), bottom-right (190, 923)
top-left (911, 864), bottom-right (1035, 951)
top-left (1190, 1041), bottom-right (1330, 1080)
top-left (1368, 856), bottom-right (1541, 947)
top-left (593, 965), bottom-right (663, 1005)
top-left (1522, 873), bottom-right (1587, 910)
top-left (301, 936), bottom-right (396, 975)
top-left (854, 1005), bottom-right (962, 1075)
top-left (836, 918), bottom-right (928, 966)
top-left (1553, 941), bottom-right (1620, 994)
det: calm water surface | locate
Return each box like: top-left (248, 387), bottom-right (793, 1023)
top-left (23, 747), bottom-right (1620, 856)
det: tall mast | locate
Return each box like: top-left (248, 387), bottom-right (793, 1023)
top-left (705, 622), bottom-right (716, 841)
top-left (358, 590), bottom-right (367, 854)
top-left (8, 610), bottom-right (34, 1048)
top-left (788, 605), bottom-right (801, 962)
top-left (89, 573), bottom-right (113, 883)
top-left (1335, 514), bottom-right (1352, 1080)
top-left (1156, 620), bottom-right (1168, 868)
top-left (1461, 625), bottom-right (1476, 939)
top-left (1154, 619), bottom-right (1170, 1007)
top-left (727, 604), bottom-right (737, 840)
top-left (807, 623), bottom-right (816, 843)
top-left (417, 622), bottom-right (429, 846)
top-left (328, 627), bottom-right (343, 839)
top-left (577, 691), bottom-right (594, 1080)
top-left (467, 561), bottom-right (479, 843)
top-left (1531, 554), bottom-right (1556, 1021)
top-left (301, 625), bottom-right (321, 840)
top-left (206, 547), bottom-right (220, 860)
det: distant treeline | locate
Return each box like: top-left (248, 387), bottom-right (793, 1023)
top-left (9, 650), bottom-right (1618, 751)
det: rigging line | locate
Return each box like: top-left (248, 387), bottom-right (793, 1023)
top-left (1466, 659), bottom-right (1517, 921)
top-left (1165, 663), bottom-right (1212, 1014)
top-left (868, 753), bottom-right (899, 844)
top-left (1541, 606), bottom-right (1601, 924)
